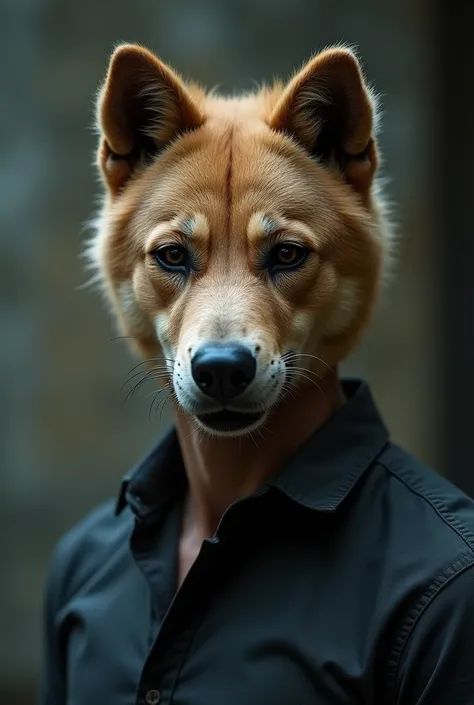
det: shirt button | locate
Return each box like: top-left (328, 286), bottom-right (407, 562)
top-left (145, 690), bottom-right (161, 705)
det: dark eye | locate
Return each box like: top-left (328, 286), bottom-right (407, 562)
top-left (266, 243), bottom-right (309, 274)
top-left (153, 245), bottom-right (189, 273)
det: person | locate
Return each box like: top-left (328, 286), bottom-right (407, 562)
top-left (38, 43), bottom-right (474, 705)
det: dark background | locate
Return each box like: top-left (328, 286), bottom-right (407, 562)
top-left (0, 0), bottom-right (470, 702)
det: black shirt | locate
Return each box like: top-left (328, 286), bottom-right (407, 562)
top-left (38, 380), bottom-right (474, 705)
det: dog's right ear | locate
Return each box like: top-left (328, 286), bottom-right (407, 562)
top-left (96, 44), bottom-right (203, 194)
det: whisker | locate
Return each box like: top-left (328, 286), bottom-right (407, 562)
top-left (282, 351), bottom-right (332, 372)
top-left (125, 357), bottom-right (174, 375)
top-left (148, 388), bottom-right (172, 423)
top-left (123, 371), bottom-right (168, 402)
top-left (144, 384), bottom-right (170, 401)
top-left (159, 391), bottom-right (176, 421)
top-left (247, 429), bottom-right (261, 449)
top-left (285, 365), bottom-right (325, 381)
top-left (280, 381), bottom-right (298, 401)
top-left (122, 366), bottom-right (170, 391)
top-left (286, 367), bottom-right (329, 390)
top-left (256, 423), bottom-right (270, 439)
top-left (182, 424), bottom-right (202, 442)
top-left (276, 367), bottom-right (319, 396)
top-left (148, 393), bottom-right (158, 423)
top-left (285, 369), bottom-right (324, 393)
top-left (106, 335), bottom-right (140, 343)
top-left (285, 368), bottom-right (322, 385)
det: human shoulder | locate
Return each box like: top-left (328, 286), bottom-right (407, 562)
top-left (46, 498), bottom-right (133, 610)
top-left (392, 543), bottom-right (474, 702)
top-left (376, 442), bottom-right (474, 554)
top-left (357, 444), bottom-right (474, 700)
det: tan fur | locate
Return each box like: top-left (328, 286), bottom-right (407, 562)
top-left (88, 43), bottom-right (394, 420)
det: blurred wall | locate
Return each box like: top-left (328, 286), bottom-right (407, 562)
top-left (0, 0), bottom-right (434, 701)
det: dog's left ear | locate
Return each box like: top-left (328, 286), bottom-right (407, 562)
top-left (269, 48), bottom-right (378, 194)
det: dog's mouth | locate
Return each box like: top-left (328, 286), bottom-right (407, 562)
top-left (196, 409), bottom-right (265, 434)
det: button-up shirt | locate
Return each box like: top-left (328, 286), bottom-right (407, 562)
top-left (38, 379), bottom-right (474, 704)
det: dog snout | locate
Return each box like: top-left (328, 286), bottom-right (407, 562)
top-left (191, 342), bottom-right (257, 404)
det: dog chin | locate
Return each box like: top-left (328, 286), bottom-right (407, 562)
top-left (194, 409), bottom-right (268, 437)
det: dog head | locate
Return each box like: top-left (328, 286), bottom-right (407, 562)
top-left (89, 44), bottom-right (393, 436)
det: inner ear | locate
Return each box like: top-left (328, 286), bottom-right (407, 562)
top-left (269, 48), bottom-right (378, 192)
top-left (97, 44), bottom-right (203, 192)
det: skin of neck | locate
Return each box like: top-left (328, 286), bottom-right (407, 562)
top-left (174, 368), bottom-right (345, 541)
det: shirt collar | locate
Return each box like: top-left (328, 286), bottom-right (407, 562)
top-left (115, 427), bottom-right (185, 519)
top-left (116, 378), bottom-right (389, 519)
top-left (269, 379), bottom-right (389, 511)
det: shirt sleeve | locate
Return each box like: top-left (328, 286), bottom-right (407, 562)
top-left (36, 542), bottom-right (68, 705)
top-left (396, 560), bottom-right (474, 704)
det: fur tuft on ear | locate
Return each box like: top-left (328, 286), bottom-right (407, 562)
top-left (269, 47), bottom-right (378, 194)
top-left (96, 43), bottom-right (203, 193)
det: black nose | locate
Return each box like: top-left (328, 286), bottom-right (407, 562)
top-left (191, 343), bottom-right (257, 403)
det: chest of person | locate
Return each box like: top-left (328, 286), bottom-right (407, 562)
top-left (63, 524), bottom-right (388, 705)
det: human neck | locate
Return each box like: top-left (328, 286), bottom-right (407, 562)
top-left (174, 370), bottom-right (345, 540)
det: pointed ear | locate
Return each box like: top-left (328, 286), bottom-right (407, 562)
top-left (269, 48), bottom-right (378, 193)
top-left (96, 44), bottom-right (203, 193)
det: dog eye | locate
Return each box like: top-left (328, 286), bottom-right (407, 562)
top-left (153, 245), bottom-right (189, 272)
top-left (267, 243), bottom-right (308, 273)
